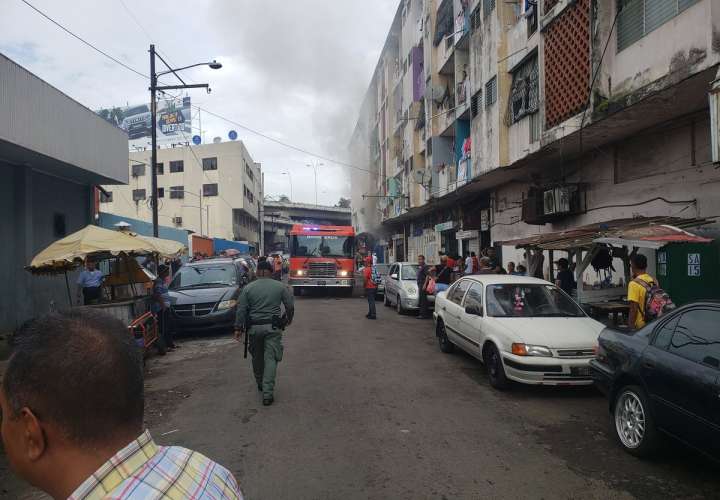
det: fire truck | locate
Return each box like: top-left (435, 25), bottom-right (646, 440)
top-left (288, 224), bottom-right (356, 296)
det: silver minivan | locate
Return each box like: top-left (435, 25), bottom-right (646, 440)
top-left (383, 262), bottom-right (435, 314)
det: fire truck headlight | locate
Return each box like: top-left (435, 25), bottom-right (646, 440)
top-left (294, 270), bottom-right (306, 277)
top-left (338, 270), bottom-right (349, 277)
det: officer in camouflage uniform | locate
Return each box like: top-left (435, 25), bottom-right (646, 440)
top-left (234, 260), bottom-right (294, 406)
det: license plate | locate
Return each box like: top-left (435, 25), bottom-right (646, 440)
top-left (572, 366), bottom-right (591, 377)
top-left (317, 281), bottom-right (326, 286)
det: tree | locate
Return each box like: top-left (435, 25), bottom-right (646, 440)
top-left (278, 194), bottom-right (291, 203)
top-left (336, 197), bottom-right (351, 208)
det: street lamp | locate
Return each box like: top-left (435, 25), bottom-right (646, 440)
top-left (305, 160), bottom-right (324, 206)
top-left (149, 44), bottom-right (221, 236)
top-left (281, 171), bottom-right (293, 201)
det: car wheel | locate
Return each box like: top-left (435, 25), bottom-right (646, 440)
top-left (436, 320), bottom-right (454, 353)
top-left (613, 385), bottom-right (659, 457)
top-left (384, 293), bottom-right (391, 307)
top-left (483, 343), bottom-right (510, 390)
top-left (396, 294), bottom-right (405, 315)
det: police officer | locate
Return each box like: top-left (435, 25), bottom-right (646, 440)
top-left (234, 260), bottom-right (294, 406)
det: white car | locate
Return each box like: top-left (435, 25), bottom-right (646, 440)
top-left (383, 262), bottom-right (435, 314)
top-left (433, 275), bottom-right (604, 390)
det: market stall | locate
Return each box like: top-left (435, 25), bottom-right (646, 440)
top-left (498, 216), bottom-right (715, 323)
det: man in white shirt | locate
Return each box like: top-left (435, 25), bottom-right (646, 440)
top-left (464, 254), bottom-right (473, 275)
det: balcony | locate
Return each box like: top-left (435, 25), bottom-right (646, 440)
top-left (438, 35), bottom-right (455, 76)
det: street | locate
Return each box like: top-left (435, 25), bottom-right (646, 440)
top-left (2, 295), bottom-right (718, 500)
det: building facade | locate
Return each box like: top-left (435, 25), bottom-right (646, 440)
top-left (0, 53), bottom-right (128, 332)
top-left (101, 140), bottom-right (263, 248)
top-left (350, 0), bottom-right (720, 273)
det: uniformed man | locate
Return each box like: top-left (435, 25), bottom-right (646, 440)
top-left (234, 260), bottom-right (294, 406)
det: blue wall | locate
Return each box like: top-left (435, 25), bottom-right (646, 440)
top-left (98, 212), bottom-right (188, 247)
top-left (213, 238), bottom-right (250, 255)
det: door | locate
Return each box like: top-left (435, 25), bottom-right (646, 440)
top-left (442, 280), bottom-right (471, 347)
top-left (641, 308), bottom-right (720, 455)
top-left (457, 282), bottom-right (484, 355)
top-left (386, 264), bottom-right (398, 303)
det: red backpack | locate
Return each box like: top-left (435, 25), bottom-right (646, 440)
top-left (633, 278), bottom-right (675, 323)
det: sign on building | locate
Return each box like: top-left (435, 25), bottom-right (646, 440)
top-left (688, 253), bottom-right (701, 277)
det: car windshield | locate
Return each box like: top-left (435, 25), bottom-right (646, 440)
top-left (401, 264), bottom-right (419, 280)
top-left (291, 235), bottom-right (354, 258)
top-left (485, 284), bottom-right (585, 318)
top-left (375, 264), bottom-right (391, 275)
top-left (170, 264), bottom-right (237, 289)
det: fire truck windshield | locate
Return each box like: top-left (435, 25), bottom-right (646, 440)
top-left (291, 235), bottom-right (354, 258)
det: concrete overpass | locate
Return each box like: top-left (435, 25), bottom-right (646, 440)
top-left (263, 201), bottom-right (351, 253)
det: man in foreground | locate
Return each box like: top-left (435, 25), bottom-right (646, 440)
top-left (235, 260), bottom-right (294, 406)
top-left (1, 309), bottom-right (243, 499)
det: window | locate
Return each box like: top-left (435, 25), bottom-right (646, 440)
top-left (131, 163), bottom-right (145, 177)
top-left (203, 183), bottom-right (218, 197)
top-left (169, 186), bottom-right (185, 199)
top-left (470, 89), bottom-right (482, 118)
top-left (53, 213), bottom-right (66, 237)
top-left (244, 184), bottom-right (254, 203)
top-left (470, 5), bottom-right (482, 30)
top-left (202, 157), bottom-right (218, 171)
top-left (449, 280), bottom-right (471, 305)
top-left (132, 189), bottom-right (146, 201)
top-left (509, 55), bottom-right (539, 123)
top-left (463, 283), bottom-right (483, 311)
top-left (529, 112), bottom-right (541, 142)
top-left (652, 315), bottom-right (680, 350)
top-left (157, 187), bottom-right (165, 198)
top-left (667, 309), bottom-right (720, 368)
top-left (617, 0), bottom-right (700, 52)
top-left (100, 191), bottom-right (113, 203)
top-left (245, 163), bottom-right (255, 182)
top-left (156, 162), bottom-right (164, 175)
top-left (169, 160), bottom-right (184, 173)
top-left (485, 76), bottom-right (497, 108)
top-left (483, 0), bottom-right (496, 18)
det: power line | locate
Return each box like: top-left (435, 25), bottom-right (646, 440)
top-left (19, 0), bottom-right (377, 176)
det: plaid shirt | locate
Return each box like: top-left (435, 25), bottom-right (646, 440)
top-left (69, 430), bottom-right (243, 500)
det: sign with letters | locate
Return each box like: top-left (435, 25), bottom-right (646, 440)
top-left (687, 253), bottom-right (701, 277)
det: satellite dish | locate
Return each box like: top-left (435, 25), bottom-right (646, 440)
top-left (412, 169), bottom-right (425, 185)
top-left (213, 136), bottom-right (222, 144)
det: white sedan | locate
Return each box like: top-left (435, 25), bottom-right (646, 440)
top-left (433, 275), bottom-right (604, 390)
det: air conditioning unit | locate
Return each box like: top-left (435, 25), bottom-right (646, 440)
top-left (172, 216), bottom-right (183, 226)
top-left (522, 184), bottom-right (584, 225)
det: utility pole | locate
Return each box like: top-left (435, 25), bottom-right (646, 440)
top-left (148, 44), bottom-right (221, 237)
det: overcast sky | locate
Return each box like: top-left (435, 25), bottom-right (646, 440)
top-left (1, 0), bottom-right (397, 206)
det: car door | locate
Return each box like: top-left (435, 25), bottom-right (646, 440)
top-left (441, 280), bottom-right (471, 347)
top-left (456, 282), bottom-right (484, 356)
top-left (386, 264), bottom-right (398, 303)
top-left (641, 307), bottom-right (720, 455)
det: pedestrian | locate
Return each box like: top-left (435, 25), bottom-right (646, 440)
top-left (272, 254), bottom-right (283, 281)
top-left (416, 255), bottom-right (431, 320)
top-left (627, 254), bottom-right (656, 331)
top-left (435, 255), bottom-right (453, 289)
top-left (554, 258), bottom-right (577, 296)
top-left (477, 257), bottom-right (495, 274)
top-left (485, 247), bottom-right (501, 272)
top-left (471, 251), bottom-right (479, 274)
top-left (464, 253), bottom-right (473, 275)
top-left (234, 260), bottom-right (294, 406)
top-left (152, 264), bottom-right (177, 351)
top-left (516, 264), bottom-right (528, 276)
top-left (76, 259), bottom-right (104, 305)
top-left (362, 256), bottom-right (378, 320)
top-left (507, 261), bottom-right (516, 275)
top-left (1, 309), bottom-right (243, 499)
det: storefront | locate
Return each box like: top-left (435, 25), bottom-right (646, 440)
top-left (435, 220), bottom-right (458, 257)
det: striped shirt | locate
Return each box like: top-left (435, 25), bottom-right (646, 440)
top-left (69, 430), bottom-right (243, 500)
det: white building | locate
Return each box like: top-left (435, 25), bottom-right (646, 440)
top-left (101, 141), bottom-right (263, 247)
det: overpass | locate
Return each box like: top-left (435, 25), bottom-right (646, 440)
top-left (263, 201), bottom-right (351, 253)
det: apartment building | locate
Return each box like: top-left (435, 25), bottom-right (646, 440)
top-left (351, 0), bottom-right (720, 272)
top-left (101, 140), bottom-right (263, 248)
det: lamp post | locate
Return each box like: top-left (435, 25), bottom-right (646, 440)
top-left (281, 171), bottom-right (293, 201)
top-left (149, 44), bottom-right (221, 236)
top-left (305, 160), bottom-right (324, 206)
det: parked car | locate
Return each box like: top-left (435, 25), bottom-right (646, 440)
top-left (383, 262), bottom-right (435, 314)
top-left (374, 264), bottom-right (391, 298)
top-left (168, 258), bottom-right (251, 334)
top-left (590, 302), bottom-right (720, 460)
top-left (433, 275), bottom-right (605, 390)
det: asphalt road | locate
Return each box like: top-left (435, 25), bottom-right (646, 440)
top-left (2, 294), bottom-right (718, 499)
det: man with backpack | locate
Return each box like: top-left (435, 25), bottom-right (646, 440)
top-left (627, 253), bottom-right (674, 330)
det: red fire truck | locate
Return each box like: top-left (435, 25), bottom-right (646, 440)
top-left (288, 224), bottom-right (356, 296)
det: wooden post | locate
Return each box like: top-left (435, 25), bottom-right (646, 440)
top-left (64, 271), bottom-right (73, 307)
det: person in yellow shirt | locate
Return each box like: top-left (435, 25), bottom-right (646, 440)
top-left (627, 254), bottom-right (656, 330)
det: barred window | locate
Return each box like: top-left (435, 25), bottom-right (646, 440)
top-left (508, 55), bottom-right (539, 124)
top-left (483, 0), bottom-right (496, 18)
top-left (470, 89), bottom-right (482, 118)
top-left (485, 76), bottom-right (497, 108)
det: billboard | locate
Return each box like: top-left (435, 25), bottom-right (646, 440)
top-left (96, 96), bottom-right (192, 147)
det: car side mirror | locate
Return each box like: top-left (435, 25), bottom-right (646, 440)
top-left (465, 304), bottom-right (483, 316)
top-left (390, 273), bottom-right (398, 280)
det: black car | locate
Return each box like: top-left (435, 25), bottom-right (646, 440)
top-left (168, 258), bottom-right (251, 334)
top-left (590, 302), bottom-right (720, 460)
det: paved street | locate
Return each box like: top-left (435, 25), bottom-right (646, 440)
top-left (2, 295), bottom-right (718, 500)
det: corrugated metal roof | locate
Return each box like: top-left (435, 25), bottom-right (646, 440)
top-left (497, 217), bottom-right (715, 250)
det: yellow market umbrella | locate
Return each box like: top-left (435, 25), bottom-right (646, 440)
top-left (134, 234), bottom-right (186, 259)
top-left (27, 224), bottom-right (156, 274)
